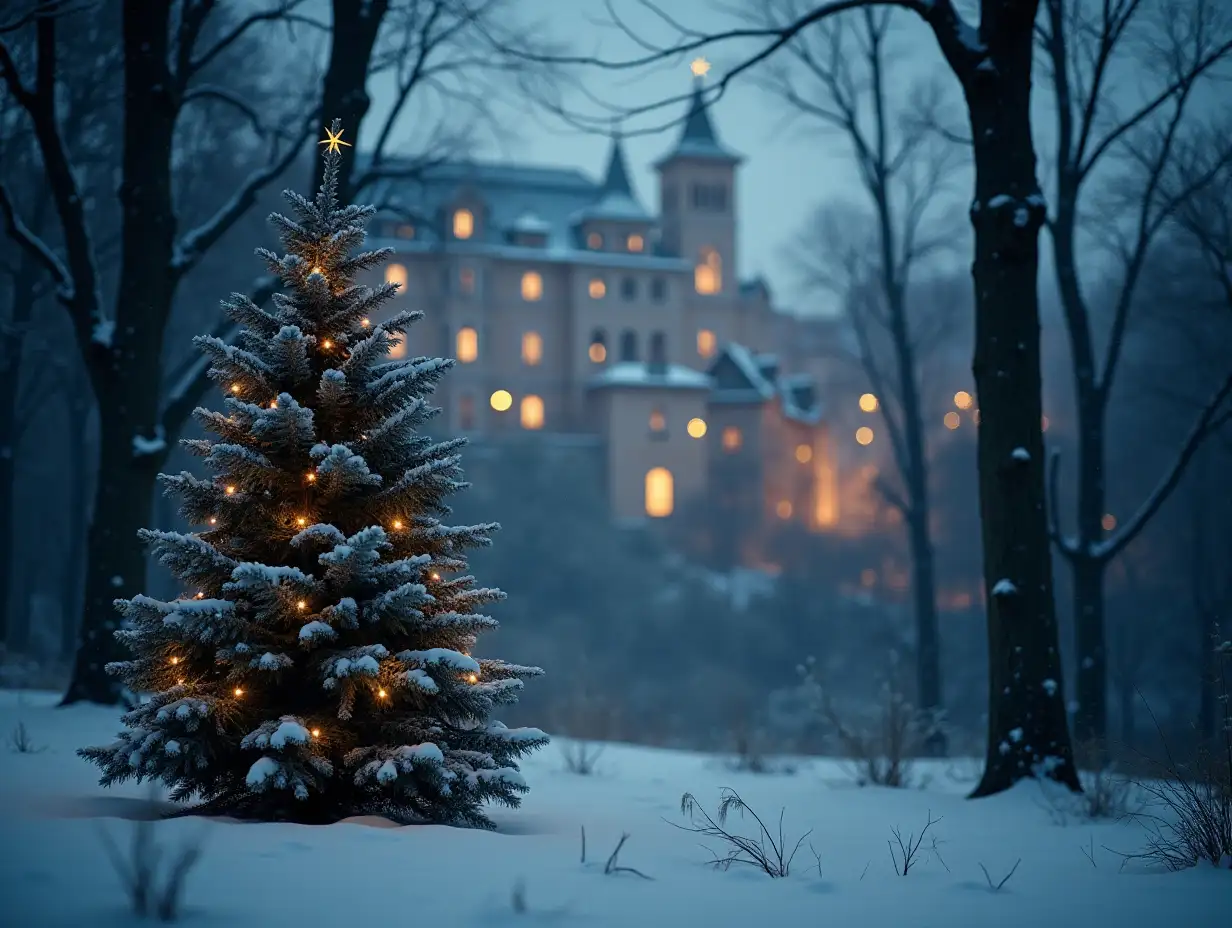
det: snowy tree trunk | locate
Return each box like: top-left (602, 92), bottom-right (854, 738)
top-left (62, 2), bottom-right (176, 705)
top-left (963, 5), bottom-right (1080, 796)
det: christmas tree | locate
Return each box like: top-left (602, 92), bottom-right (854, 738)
top-left (80, 120), bottom-right (547, 828)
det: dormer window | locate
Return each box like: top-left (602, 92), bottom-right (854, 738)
top-left (453, 208), bottom-right (474, 240)
top-left (586, 231), bottom-right (603, 250)
top-left (626, 233), bottom-right (644, 252)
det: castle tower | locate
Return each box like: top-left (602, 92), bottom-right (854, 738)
top-left (655, 65), bottom-right (742, 299)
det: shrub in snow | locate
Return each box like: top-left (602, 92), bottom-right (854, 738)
top-left (79, 125), bottom-right (547, 828)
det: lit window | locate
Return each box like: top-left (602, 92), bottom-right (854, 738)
top-left (697, 329), bottom-right (717, 358)
top-left (687, 417), bottom-right (707, 439)
top-left (649, 409), bottom-right (666, 431)
top-left (944, 411), bottom-right (960, 430)
top-left (1101, 513), bottom-right (1116, 532)
top-left (589, 277), bottom-right (606, 299)
top-left (388, 333), bottom-right (407, 359)
top-left (814, 448), bottom-right (838, 527)
top-left (455, 326), bottom-right (478, 363)
top-left (520, 395), bottom-right (544, 430)
top-left (396, 224), bottom-right (415, 239)
top-left (589, 341), bottom-right (607, 363)
top-left (627, 233), bottom-right (644, 252)
top-left (856, 426), bottom-right (874, 445)
top-left (859, 393), bottom-right (878, 412)
top-left (644, 467), bottom-right (674, 518)
top-left (459, 267), bottom-right (475, 294)
top-left (521, 270), bottom-right (543, 301)
top-left (459, 395), bottom-right (475, 429)
top-left (490, 390), bottom-right (512, 411)
top-left (587, 231), bottom-right (603, 250)
top-left (721, 426), bottom-right (742, 452)
top-left (776, 500), bottom-right (793, 520)
top-left (694, 247), bottom-right (721, 295)
top-left (453, 208), bottom-right (474, 239)
top-left (385, 262), bottom-right (407, 292)
top-left (954, 391), bottom-right (973, 410)
top-left (795, 443), bottom-right (812, 463)
top-left (521, 331), bottom-right (543, 366)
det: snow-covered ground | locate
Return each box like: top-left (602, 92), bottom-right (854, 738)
top-left (0, 690), bottom-right (1225, 927)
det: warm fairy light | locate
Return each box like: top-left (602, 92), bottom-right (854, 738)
top-left (690, 57), bottom-right (711, 78)
top-left (297, 600), bottom-right (307, 610)
top-left (954, 391), bottom-right (973, 410)
top-left (231, 384), bottom-right (241, 394)
top-left (194, 592), bottom-right (204, 599)
top-left (1101, 513), bottom-right (1117, 532)
top-left (177, 678), bottom-right (185, 685)
top-left (170, 656), bottom-right (179, 665)
top-left (311, 728), bottom-right (320, 738)
top-left (856, 426), bottom-right (874, 446)
top-left (944, 411), bottom-right (960, 430)
top-left (225, 486), bottom-right (235, 495)
top-left (322, 339), bottom-right (332, 349)
top-left (431, 572), bottom-right (440, 581)
top-left (795, 443), bottom-right (812, 463)
top-left (306, 472), bottom-right (316, 482)
top-left (209, 517), bottom-right (217, 525)
top-left (361, 318), bottom-right (370, 327)
top-left (310, 266), bottom-right (325, 277)
top-left (270, 400), bottom-right (278, 409)
top-left (686, 417), bottom-right (707, 439)
top-left (392, 519), bottom-right (403, 530)
top-left (859, 393), bottom-right (878, 412)
top-left (467, 673), bottom-right (478, 684)
top-left (234, 687), bottom-right (244, 697)
top-left (377, 688), bottom-right (387, 699)
top-left (297, 517), bottom-right (307, 526)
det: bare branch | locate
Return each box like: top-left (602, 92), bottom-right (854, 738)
top-left (0, 182), bottom-right (71, 301)
top-left (1047, 448), bottom-right (1078, 558)
top-left (185, 0), bottom-right (318, 81)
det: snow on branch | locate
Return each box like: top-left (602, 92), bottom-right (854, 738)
top-left (171, 112), bottom-right (318, 275)
top-left (1046, 448), bottom-right (1079, 558)
top-left (0, 182), bottom-right (72, 300)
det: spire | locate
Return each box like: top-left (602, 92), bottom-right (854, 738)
top-left (601, 129), bottom-right (634, 197)
top-left (655, 63), bottom-right (741, 168)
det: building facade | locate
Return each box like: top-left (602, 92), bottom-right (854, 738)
top-left (362, 79), bottom-right (846, 552)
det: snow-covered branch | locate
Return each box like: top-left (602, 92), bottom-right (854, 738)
top-left (0, 181), bottom-right (72, 301)
top-left (1046, 448), bottom-right (1078, 558)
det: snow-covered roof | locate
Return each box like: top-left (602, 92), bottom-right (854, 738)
top-left (717, 343), bottom-right (776, 399)
top-left (511, 210), bottom-right (551, 233)
top-left (589, 362), bottom-right (713, 391)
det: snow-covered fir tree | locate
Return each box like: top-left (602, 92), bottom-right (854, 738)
top-left (80, 121), bottom-right (547, 827)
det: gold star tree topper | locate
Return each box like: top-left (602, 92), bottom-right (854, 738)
top-left (319, 123), bottom-right (352, 154)
top-left (690, 57), bottom-right (711, 78)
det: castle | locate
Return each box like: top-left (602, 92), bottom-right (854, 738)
top-left (363, 74), bottom-right (856, 561)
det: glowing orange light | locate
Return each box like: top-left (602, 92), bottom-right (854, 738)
top-left (231, 384), bottom-right (241, 394)
top-left (297, 517), bottom-right (307, 526)
top-left (855, 426), bottom-right (874, 446)
top-left (322, 339), bottom-right (332, 349)
top-left (225, 486), bottom-right (236, 495)
top-left (361, 318), bottom-right (370, 327)
top-left (311, 728), bottom-right (320, 738)
top-left (270, 400), bottom-right (278, 409)
top-left (392, 519), bottom-right (403, 530)
top-left (377, 688), bottom-right (387, 699)
top-left (859, 393), bottom-right (878, 412)
top-left (194, 592), bottom-right (204, 599)
top-left (177, 678), bottom-right (185, 685)
top-left (944, 411), bottom-right (960, 430)
top-left (170, 656), bottom-right (179, 665)
top-left (306, 472), bottom-right (316, 482)
top-left (209, 517), bottom-right (217, 525)
top-left (297, 600), bottom-right (306, 610)
top-left (467, 673), bottom-right (478, 684)
top-left (234, 687), bottom-right (244, 697)
top-left (430, 572), bottom-right (440, 581)
top-left (1101, 513), bottom-right (1117, 532)
top-left (954, 391), bottom-right (973, 410)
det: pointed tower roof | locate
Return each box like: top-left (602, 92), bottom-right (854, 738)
top-left (655, 75), bottom-right (742, 168)
top-left (573, 130), bottom-right (653, 224)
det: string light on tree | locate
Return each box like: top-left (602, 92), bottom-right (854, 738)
top-left (80, 117), bottom-right (546, 829)
top-left (690, 57), bottom-right (711, 78)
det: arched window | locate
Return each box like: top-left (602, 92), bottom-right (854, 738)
top-left (453, 208), bottom-right (474, 239)
top-left (385, 262), bottom-right (407, 292)
top-left (649, 331), bottom-right (667, 368)
top-left (455, 326), bottom-right (478, 363)
top-left (520, 395), bottom-right (544, 430)
top-left (620, 330), bottom-right (638, 362)
top-left (588, 329), bottom-right (607, 363)
top-left (644, 467), bottom-right (674, 518)
top-left (697, 328), bottom-right (717, 358)
top-left (694, 246), bottom-right (722, 295)
top-left (521, 270), bottom-right (542, 301)
top-left (521, 331), bottom-right (542, 366)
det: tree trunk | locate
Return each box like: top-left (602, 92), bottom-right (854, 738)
top-left (964, 11), bottom-right (1080, 796)
top-left (61, 392), bottom-right (93, 659)
top-left (0, 193), bottom-right (50, 648)
top-left (1119, 675), bottom-right (1135, 752)
top-left (61, 1), bottom-right (177, 705)
top-left (314, 0), bottom-right (390, 204)
top-left (1071, 553), bottom-right (1107, 747)
top-left (906, 503), bottom-right (944, 754)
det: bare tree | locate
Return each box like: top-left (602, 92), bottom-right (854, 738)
top-left (1038, 0), bottom-right (1232, 750)
top-left (0, 1), bottom-right (316, 703)
top-left (758, 5), bottom-right (966, 754)
top-left (525, 0), bottom-right (1079, 795)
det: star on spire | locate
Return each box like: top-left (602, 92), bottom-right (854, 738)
top-left (690, 57), bottom-right (711, 79)
top-left (319, 124), bottom-right (352, 155)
